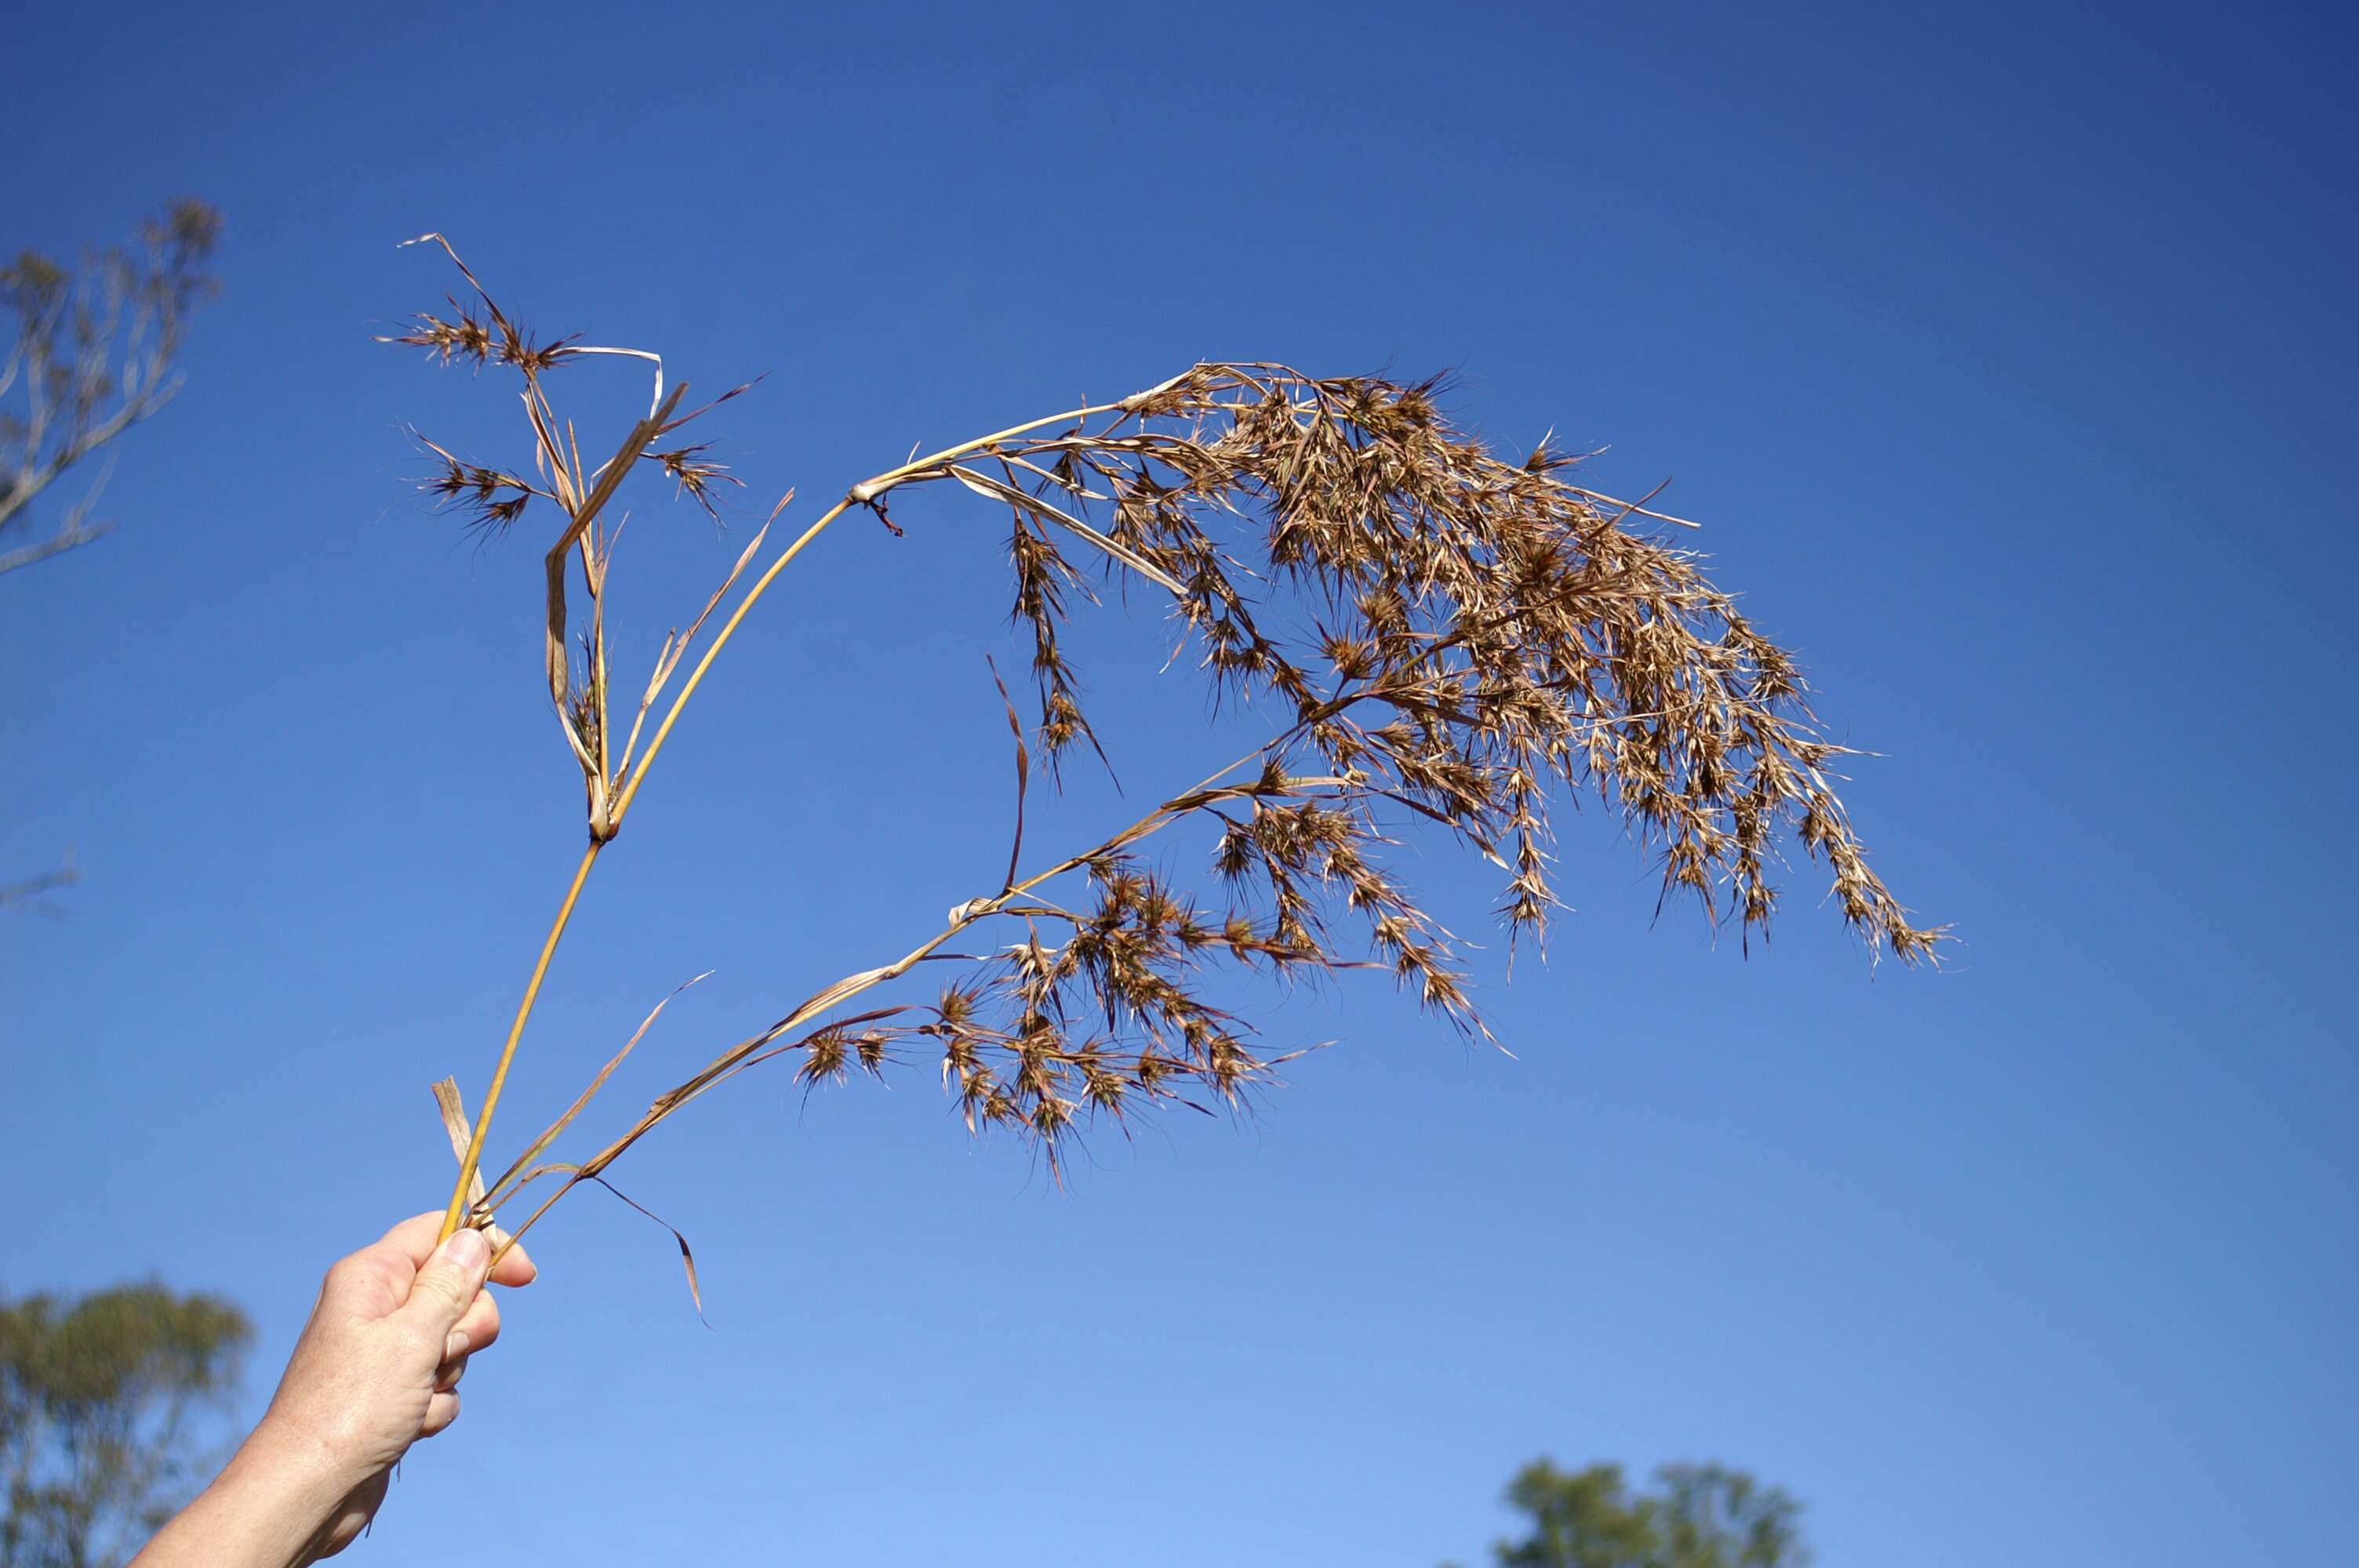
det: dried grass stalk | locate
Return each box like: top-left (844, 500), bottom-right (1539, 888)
top-left (385, 241), bottom-right (1943, 1269)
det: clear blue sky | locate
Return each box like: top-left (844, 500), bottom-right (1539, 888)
top-left (4, 2), bottom-right (2353, 1563)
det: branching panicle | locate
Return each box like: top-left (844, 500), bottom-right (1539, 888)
top-left (388, 248), bottom-right (1941, 1269)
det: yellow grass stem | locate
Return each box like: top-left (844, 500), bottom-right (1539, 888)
top-left (437, 840), bottom-right (603, 1242)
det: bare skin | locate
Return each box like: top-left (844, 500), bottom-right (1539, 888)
top-left (130, 1214), bottom-right (537, 1568)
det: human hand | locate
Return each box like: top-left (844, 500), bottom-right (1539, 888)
top-left (255, 1214), bottom-right (538, 1559)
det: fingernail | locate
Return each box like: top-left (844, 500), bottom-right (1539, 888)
top-left (445, 1228), bottom-right (489, 1271)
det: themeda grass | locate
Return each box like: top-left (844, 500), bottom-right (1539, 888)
top-left (386, 238), bottom-right (1943, 1290)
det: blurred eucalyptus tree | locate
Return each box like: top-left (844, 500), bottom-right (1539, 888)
top-left (0, 1284), bottom-right (250, 1568)
top-left (2, 200), bottom-right (219, 913)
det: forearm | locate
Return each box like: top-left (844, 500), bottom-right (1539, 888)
top-left (129, 1420), bottom-right (354, 1568)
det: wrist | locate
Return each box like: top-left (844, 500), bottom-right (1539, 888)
top-left (221, 1417), bottom-right (365, 1538)
top-left (131, 1421), bottom-right (357, 1568)
top-left (244, 1409), bottom-right (369, 1487)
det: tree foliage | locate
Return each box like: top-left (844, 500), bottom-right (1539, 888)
top-left (0, 199), bottom-right (220, 580)
top-left (1459, 1459), bottom-right (1808, 1568)
top-left (1, 199), bottom-right (219, 918)
top-left (0, 1285), bottom-right (250, 1568)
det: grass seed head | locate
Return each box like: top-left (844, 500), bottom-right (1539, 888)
top-left (389, 245), bottom-right (1942, 1213)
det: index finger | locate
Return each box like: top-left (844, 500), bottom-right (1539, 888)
top-left (374, 1212), bottom-right (449, 1267)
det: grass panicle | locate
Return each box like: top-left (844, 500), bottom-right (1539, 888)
top-left (387, 241), bottom-right (1943, 1276)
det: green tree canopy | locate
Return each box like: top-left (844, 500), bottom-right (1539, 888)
top-left (1462, 1458), bottom-right (1809, 1568)
top-left (0, 1283), bottom-right (250, 1568)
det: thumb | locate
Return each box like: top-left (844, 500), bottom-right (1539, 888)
top-left (401, 1226), bottom-right (491, 1331)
